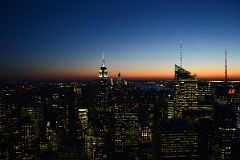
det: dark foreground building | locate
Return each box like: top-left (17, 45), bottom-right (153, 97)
top-left (154, 120), bottom-right (199, 160)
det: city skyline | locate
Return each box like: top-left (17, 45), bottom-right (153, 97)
top-left (1, 0), bottom-right (240, 80)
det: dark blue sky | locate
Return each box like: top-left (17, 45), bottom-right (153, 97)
top-left (1, 0), bottom-right (240, 80)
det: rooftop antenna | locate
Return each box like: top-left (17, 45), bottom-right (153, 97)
top-left (102, 52), bottom-right (105, 66)
top-left (225, 50), bottom-right (228, 83)
top-left (180, 41), bottom-right (183, 67)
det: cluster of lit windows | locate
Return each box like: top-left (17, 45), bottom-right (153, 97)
top-left (218, 127), bottom-right (236, 131)
top-left (174, 65), bottom-right (200, 118)
top-left (159, 129), bottom-right (199, 158)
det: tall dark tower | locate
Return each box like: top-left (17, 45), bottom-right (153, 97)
top-left (214, 102), bottom-right (237, 159)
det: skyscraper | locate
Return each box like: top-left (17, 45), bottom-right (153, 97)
top-left (174, 65), bottom-right (198, 119)
top-left (94, 56), bottom-right (114, 158)
top-left (113, 87), bottom-right (140, 158)
top-left (95, 56), bottom-right (111, 133)
top-left (98, 55), bottom-right (108, 83)
top-left (154, 120), bottom-right (199, 159)
top-left (214, 102), bottom-right (237, 159)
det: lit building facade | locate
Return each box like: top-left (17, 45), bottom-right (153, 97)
top-left (94, 57), bottom-right (114, 158)
top-left (95, 58), bottom-right (111, 131)
top-left (174, 64), bottom-right (198, 119)
top-left (197, 81), bottom-right (214, 119)
top-left (154, 120), bottom-right (199, 160)
top-left (214, 102), bottom-right (237, 160)
top-left (114, 102), bottom-right (139, 157)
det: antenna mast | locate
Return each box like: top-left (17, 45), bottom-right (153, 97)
top-left (225, 50), bottom-right (228, 83)
top-left (102, 52), bottom-right (105, 65)
top-left (180, 41), bottom-right (183, 67)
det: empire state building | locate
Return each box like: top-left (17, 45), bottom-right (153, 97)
top-left (95, 55), bottom-right (114, 158)
top-left (99, 57), bottom-right (108, 82)
top-left (95, 55), bottom-right (111, 130)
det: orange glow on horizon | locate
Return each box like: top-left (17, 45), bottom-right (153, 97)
top-left (1, 66), bottom-right (240, 80)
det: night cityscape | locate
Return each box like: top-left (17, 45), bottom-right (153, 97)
top-left (1, 0), bottom-right (240, 160)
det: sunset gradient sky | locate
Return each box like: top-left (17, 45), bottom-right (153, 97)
top-left (1, 0), bottom-right (240, 80)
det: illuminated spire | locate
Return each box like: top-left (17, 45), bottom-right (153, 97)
top-left (180, 41), bottom-right (183, 67)
top-left (99, 52), bottom-right (108, 79)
